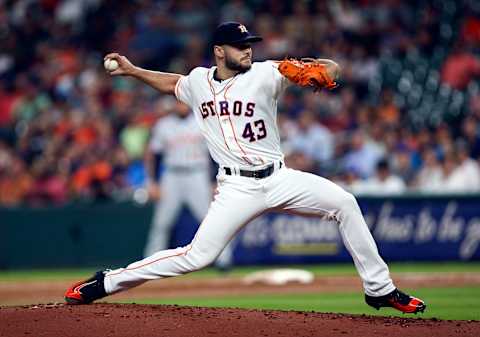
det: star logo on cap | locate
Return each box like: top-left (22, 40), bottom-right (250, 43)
top-left (238, 24), bottom-right (248, 33)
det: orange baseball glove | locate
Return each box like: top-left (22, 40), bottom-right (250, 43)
top-left (278, 58), bottom-right (338, 91)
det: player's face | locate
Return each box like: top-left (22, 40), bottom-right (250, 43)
top-left (223, 43), bottom-right (252, 72)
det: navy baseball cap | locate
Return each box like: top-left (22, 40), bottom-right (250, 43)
top-left (213, 22), bottom-right (262, 46)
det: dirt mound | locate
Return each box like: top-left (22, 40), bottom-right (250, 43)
top-left (1, 303), bottom-right (478, 337)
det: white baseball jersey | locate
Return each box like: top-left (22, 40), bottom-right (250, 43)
top-left (104, 59), bottom-right (396, 301)
top-left (149, 114), bottom-right (209, 169)
top-left (174, 61), bottom-right (290, 168)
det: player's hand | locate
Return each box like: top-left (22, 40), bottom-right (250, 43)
top-left (301, 58), bottom-right (341, 81)
top-left (147, 183), bottom-right (161, 201)
top-left (104, 53), bottom-right (137, 76)
top-left (313, 58), bottom-right (341, 81)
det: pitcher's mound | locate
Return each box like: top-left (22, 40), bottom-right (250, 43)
top-left (0, 303), bottom-right (478, 337)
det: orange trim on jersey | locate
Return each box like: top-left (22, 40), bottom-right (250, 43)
top-left (227, 117), bottom-right (253, 165)
top-left (223, 78), bottom-right (254, 165)
top-left (106, 244), bottom-right (193, 277)
top-left (208, 69), bottom-right (236, 96)
top-left (174, 76), bottom-right (184, 101)
top-left (106, 201), bottom-right (213, 278)
top-left (207, 71), bottom-right (231, 151)
top-left (206, 69), bottom-right (257, 166)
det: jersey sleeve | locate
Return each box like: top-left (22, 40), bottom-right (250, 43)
top-left (175, 67), bottom-right (206, 107)
top-left (174, 75), bottom-right (193, 106)
top-left (267, 60), bottom-right (292, 98)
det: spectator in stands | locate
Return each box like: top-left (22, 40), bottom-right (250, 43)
top-left (349, 158), bottom-right (406, 195)
top-left (376, 89), bottom-right (400, 126)
top-left (434, 124), bottom-right (455, 160)
top-left (284, 109), bottom-right (334, 173)
top-left (0, 152), bottom-right (33, 206)
top-left (342, 129), bottom-right (384, 179)
top-left (390, 146), bottom-right (416, 186)
top-left (438, 151), bottom-right (466, 193)
top-left (415, 147), bottom-right (443, 193)
top-left (461, 116), bottom-right (480, 159)
top-left (454, 140), bottom-right (480, 192)
top-left (28, 157), bottom-right (68, 206)
top-left (0, 0), bottom-right (479, 206)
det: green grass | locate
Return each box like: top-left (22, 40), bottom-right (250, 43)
top-left (1, 262), bottom-right (480, 320)
top-left (1, 262), bottom-right (480, 281)
top-left (124, 286), bottom-right (480, 321)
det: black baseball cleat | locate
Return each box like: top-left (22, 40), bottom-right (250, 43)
top-left (365, 288), bottom-right (426, 314)
top-left (64, 270), bottom-right (108, 305)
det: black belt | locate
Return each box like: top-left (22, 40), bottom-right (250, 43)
top-left (224, 162), bottom-right (282, 179)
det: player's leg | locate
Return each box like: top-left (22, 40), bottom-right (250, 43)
top-left (265, 168), bottom-right (425, 313)
top-left (212, 238), bottom-right (234, 271)
top-left (143, 173), bottom-right (182, 257)
top-left (185, 170), bottom-right (233, 271)
top-left (65, 176), bottom-right (267, 303)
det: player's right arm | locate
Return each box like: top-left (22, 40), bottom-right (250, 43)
top-left (104, 53), bottom-right (181, 95)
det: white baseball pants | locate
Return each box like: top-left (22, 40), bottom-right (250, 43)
top-left (104, 165), bottom-right (395, 297)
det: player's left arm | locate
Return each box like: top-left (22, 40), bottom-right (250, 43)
top-left (275, 57), bottom-right (341, 91)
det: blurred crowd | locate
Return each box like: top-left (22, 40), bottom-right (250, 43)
top-left (1, 0), bottom-right (480, 207)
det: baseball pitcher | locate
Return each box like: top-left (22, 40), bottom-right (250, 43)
top-left (65, 22), bottom-right (425, 314)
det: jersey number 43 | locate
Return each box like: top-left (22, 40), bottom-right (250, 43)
top-left (242, 119), bottom-right (266, 142)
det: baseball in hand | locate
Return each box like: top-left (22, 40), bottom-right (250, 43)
top-left (104, 58), bottom-right (119, 71)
